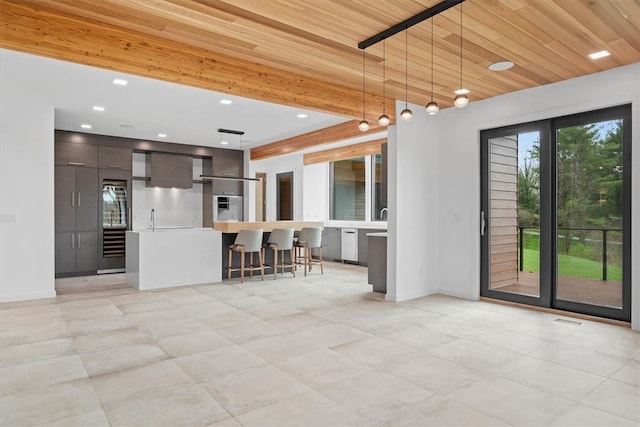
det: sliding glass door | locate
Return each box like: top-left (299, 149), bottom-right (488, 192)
top-left (481, 105), bottom-right (631, 321)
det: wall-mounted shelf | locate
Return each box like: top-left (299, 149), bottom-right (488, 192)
top-left (132, 176), bottom-right (150, 181)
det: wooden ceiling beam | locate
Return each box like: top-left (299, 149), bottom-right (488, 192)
top-left (0, 1), bottom-right (392, 122)
top-left (251, 120), bottom-right (386, 161)
top-left (304, 138), bottom-right (386, 165)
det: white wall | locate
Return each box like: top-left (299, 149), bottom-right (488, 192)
top-left (393, 63), bottom-right (640, 329)
top-left (0, 54), bottom-right (56, 302)
top-left (385, 114), bottom-right (441, 301)
top-left (247, 153), bottom-right (305, 221)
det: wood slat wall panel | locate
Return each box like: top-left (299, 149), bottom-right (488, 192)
top-left (491, 251), bottom-right (518, 264)
top-left (491, 226), bottom-right (517, 237)
top-left (491, 243), bottom-right (517, 255)
top-left (491, 181), bottom-right (517, 192)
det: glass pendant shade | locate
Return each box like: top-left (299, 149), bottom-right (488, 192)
top-left (425, 101), bottom-right (439, 115)
top-left (377, 114), bottom-right (390, 126)
top-left (400, 108), bottom-right (413, 122)
top-left (358, 119), bottom-right (370, 132)
top-left (454, 94), bottom-right (469, 108)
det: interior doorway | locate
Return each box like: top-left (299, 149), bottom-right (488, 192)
top-left (255, 172), bottom-right (266, 221)
top-left (276, 171), bottom-right (293, 221)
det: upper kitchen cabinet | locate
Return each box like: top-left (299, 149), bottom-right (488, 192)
top-left (99, 145), bottom-right (132, 170)
top-left (146, 152), bottom-right (193, 189)
top-left (55, 141), bottom-right (98, 167)
top-left (212, 150), bottom-right (243, 196)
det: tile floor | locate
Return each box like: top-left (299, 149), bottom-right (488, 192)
top-left (1, 263), bottom-right (639, 426)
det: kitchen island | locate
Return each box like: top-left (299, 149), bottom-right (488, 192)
top-left (126, 228), bottom-right (222, 290)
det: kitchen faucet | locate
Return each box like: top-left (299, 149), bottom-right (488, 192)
top-left (379, 207), bottom-right (388, 220)
top-left (150, 209), bottom-right (156, 231)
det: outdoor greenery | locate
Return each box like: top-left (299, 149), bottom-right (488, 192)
top-left (518, 120), bottom-right (624, 268)
top-left (519, 247), bottom-right (622, 282)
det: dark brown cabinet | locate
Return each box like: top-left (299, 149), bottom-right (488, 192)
top-left (212, 152), bottom-right (243, 195)
top-left (99, 145), bottom-right (132, 170)
top-left (55, 142), bottom-right (99, 167)
top-left (55, 231), bottom-right (98, 275)
top-left (146, 152), bottom-right (193, 189)
top-left (54, 164), bottom-right (98, 277)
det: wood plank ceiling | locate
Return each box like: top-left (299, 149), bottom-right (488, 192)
top-left (1, 0), bottom-right (639, 151)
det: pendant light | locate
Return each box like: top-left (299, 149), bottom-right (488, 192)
top-left (378, 40), bottom-right (390, 126)
top-left (453, 3), bottom-right (469, 108)
top-left (400, 28), bottom-right (413, 122)
top-left (425, 17), bottom-right (439, 116)
top-left (358, 48), bottom-right (370, 131)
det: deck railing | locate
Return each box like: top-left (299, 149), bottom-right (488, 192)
top-left (518, 226), bottom-right (622, 281)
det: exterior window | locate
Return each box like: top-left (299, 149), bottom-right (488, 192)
top-left (331, 157), bottom-right (366, 220)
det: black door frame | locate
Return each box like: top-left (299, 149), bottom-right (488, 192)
top-left (480, 104), bottom-right (631, 321)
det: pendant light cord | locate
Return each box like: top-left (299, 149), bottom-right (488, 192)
top-left (459, 4), bottom-right (463, 91)
top-left (362, 48), bottom-right (366, 118)
top-left (382, 40), bottom-right (386, 114)
top-left (430, 18), bottom-right (434, 100)
top-left (404, 28), bottom-right (409, 108)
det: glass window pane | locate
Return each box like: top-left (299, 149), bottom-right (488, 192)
top-left (331, 157), bottom-right (366, 221)
top-left (489, 132), bottom-right (540, 298)
top-left (556, 119), bottom-right (624, 309)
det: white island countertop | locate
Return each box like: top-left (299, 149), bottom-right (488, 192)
top-left (126, 227), bottom-right (221, 290)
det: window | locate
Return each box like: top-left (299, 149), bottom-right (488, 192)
top-left (330, 153), bottom-right (386, 222)
top-left (331, 157), bottom-right (366, 220)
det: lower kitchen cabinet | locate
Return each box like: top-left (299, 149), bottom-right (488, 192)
top-left (322, 227), bottom-right (342, 261)
top-left (55, 232), bottom-right (98, 277)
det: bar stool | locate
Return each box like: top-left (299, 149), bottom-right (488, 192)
top-left (264, 228), bottom-right (295, 279)
top-left (294, 227), bottom-right (324, 276)
top-left (228, 229), bottom-right (264, 283)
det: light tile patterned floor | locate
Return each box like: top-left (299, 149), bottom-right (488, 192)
top-left (1, 263), bottom-right (639, 426)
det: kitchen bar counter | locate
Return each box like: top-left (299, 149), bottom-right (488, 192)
top-left (214, 221), bottom-right (324, 233)
top-left (126, 228), bottom-right (222, 290)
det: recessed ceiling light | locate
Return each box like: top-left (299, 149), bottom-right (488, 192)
top-left (220, 141), bottom-right (229, 145)
top-left (92, 105), bottom-right (105, 112)
top-left (158, 133), bottom-right (167, 138)
top-left (219, 99), bottom-right (233, 105)
top-left (296, 113), bottom-right (308, 118)
top-left (588, 50), bottom-right (610, 60)
top-left (488, 61), bottom-right (514, 71)
top-left (81, 124), bottom-right (92, 129)
top-left (113, 78), bottom-right (128, 86)
top-left (454, 88), bottom-right (470, 95)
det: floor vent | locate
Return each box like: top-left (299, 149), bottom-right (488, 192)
top-left (554, 318), bottom-right (582, 326)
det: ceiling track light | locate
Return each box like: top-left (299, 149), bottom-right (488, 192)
top-left (425, 17), bottom-right (439, 116)
top-left (358, 49), bottom-right (370, 132)
top-left (400, 28), bottom-right (413, 122)
top-left (453, 3), bottom-right (469, 109)
top-left (378, 40), bottom-right (390, 127)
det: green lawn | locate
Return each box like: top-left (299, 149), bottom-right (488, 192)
top-left (520, 248), bottom-right (622, 282)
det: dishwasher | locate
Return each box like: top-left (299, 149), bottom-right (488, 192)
top-left (340, 228), bottom-right (358, 262)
